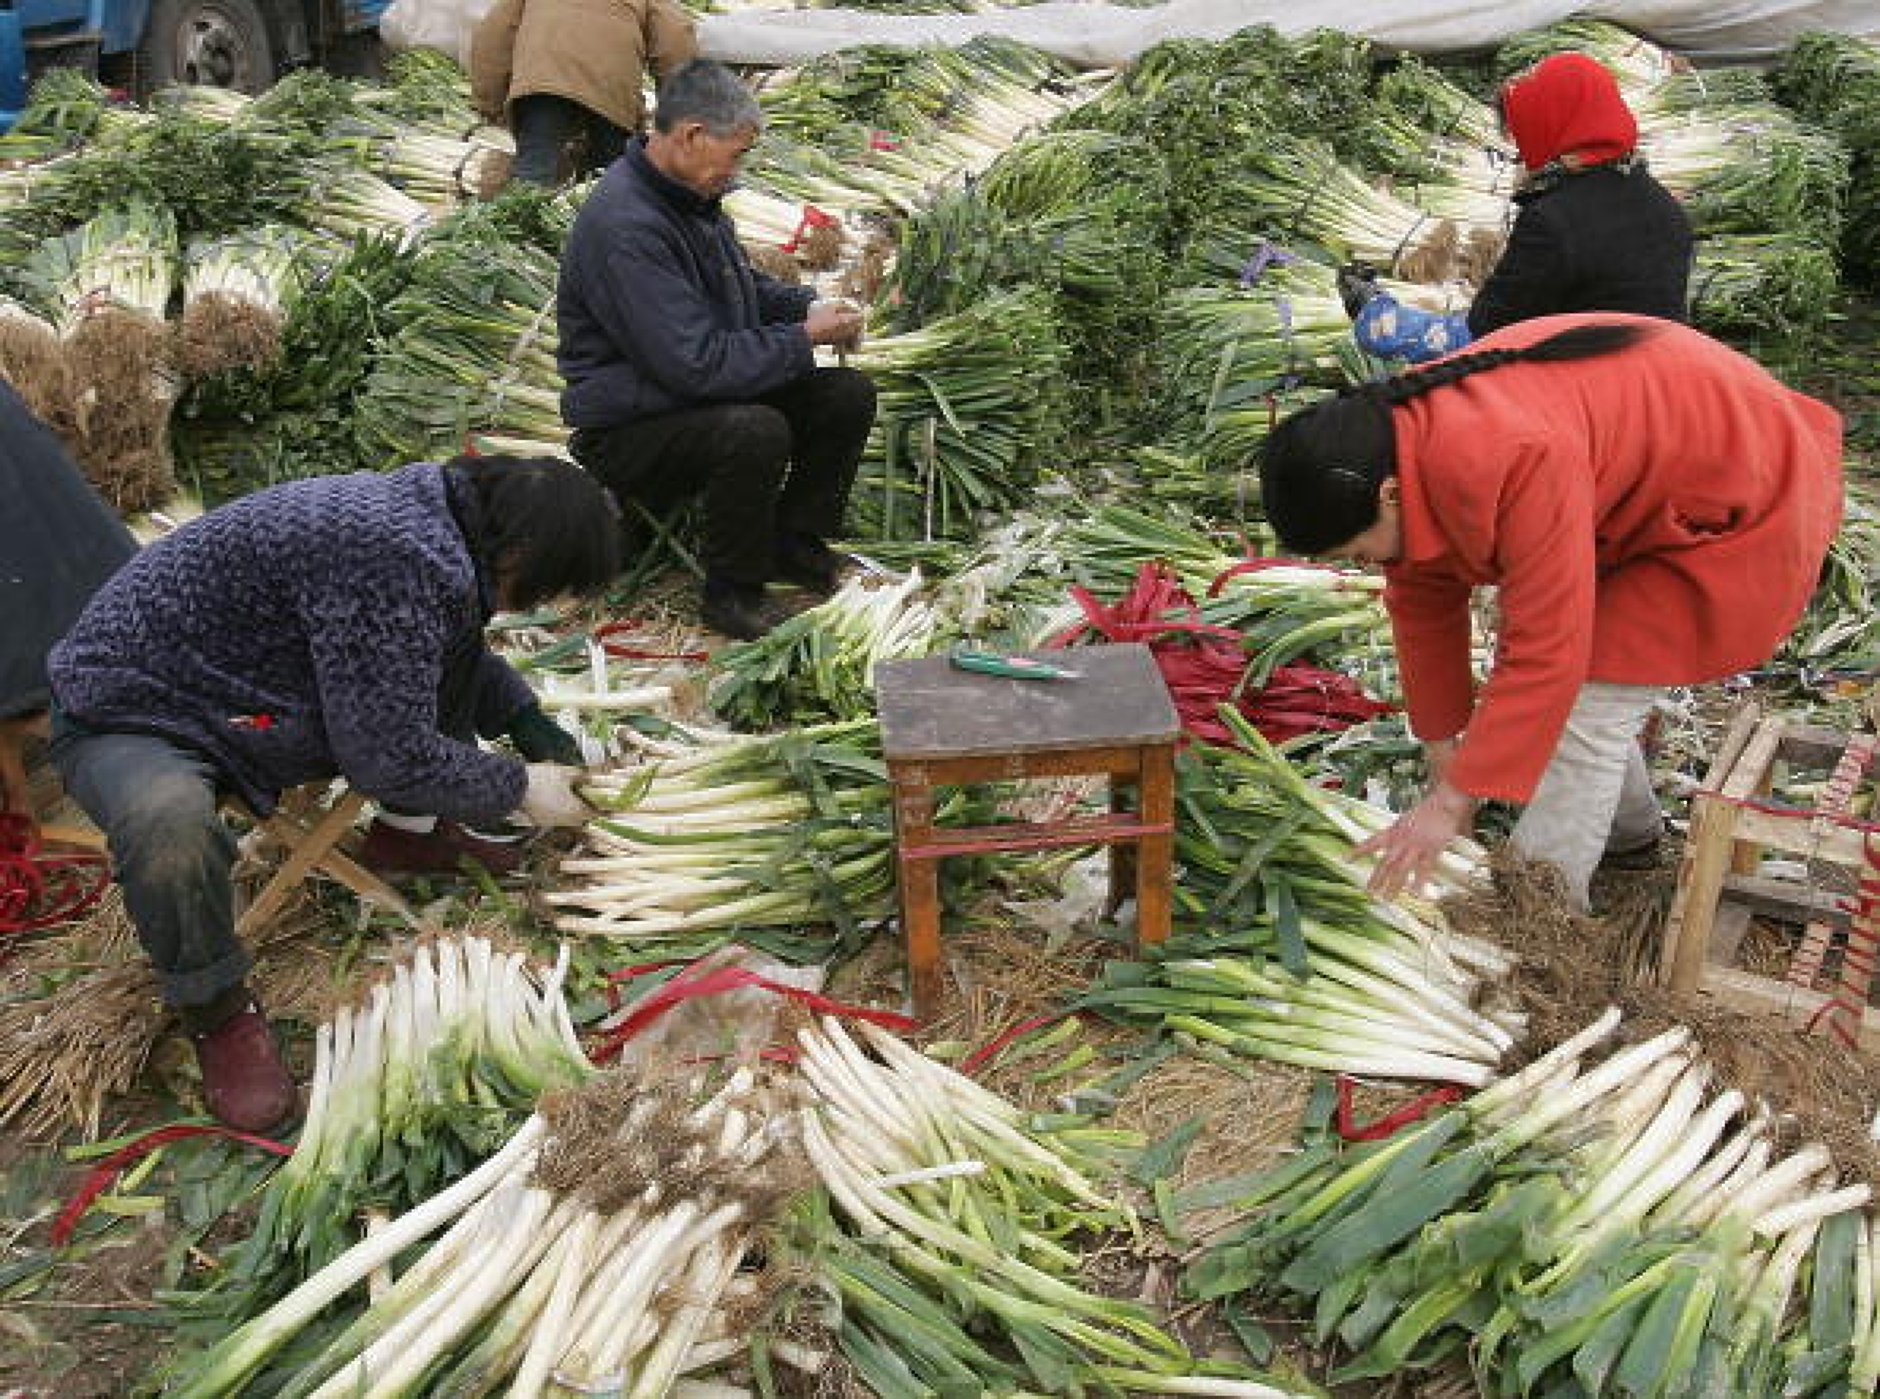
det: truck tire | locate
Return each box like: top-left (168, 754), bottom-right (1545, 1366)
top-left (137, 0), bottom-right (275, 94)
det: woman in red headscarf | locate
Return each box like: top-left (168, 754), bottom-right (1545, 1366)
top-left (1348, 51), bottom-right (1694, 361)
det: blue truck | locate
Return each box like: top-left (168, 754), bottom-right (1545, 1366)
top-left (0, 0), bottom-right (391, 130)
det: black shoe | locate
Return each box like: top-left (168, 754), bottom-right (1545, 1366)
top-left (701, 582), bottom-right (794, 642)
top-left (775, 535), bottom-right (858, 596)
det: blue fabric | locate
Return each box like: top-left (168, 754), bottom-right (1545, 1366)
top-left (48, 463), bottom-right (533, 825)
top-left (1352, 293), bottom-right (1475, 364)
top-left (558, 139), bottom-right (817, 430)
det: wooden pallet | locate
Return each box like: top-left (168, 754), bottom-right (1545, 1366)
top-left (1660, 701), bottom-right (1880, 1047)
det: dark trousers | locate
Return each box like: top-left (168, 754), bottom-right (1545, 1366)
top-left (51, 731), bottom-right (245, 1009)
top-left (570, 367), bottom-right (877, 588)
top-left (511, 95), bottom-right (629, 187)
top-left (49, 665), bottom-right (493, 1009)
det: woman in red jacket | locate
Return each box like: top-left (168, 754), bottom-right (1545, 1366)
top-left (1260, 314), bottom-right (1843, 907)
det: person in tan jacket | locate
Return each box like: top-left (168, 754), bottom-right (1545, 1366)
top-left (471, 0), bottom-right (698, 186)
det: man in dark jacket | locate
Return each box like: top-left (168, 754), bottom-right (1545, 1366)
top-left (1346, 52), bottom-right (1694, 361)
top-left (48, 455), bottom-right (617, 1131)
top-left (0, 380), bottom-right (137, 815)
top-left (558, 58), bottom-right (876, 641)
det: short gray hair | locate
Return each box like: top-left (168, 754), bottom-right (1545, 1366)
top-left (653, 59), bottom-right (763, 136)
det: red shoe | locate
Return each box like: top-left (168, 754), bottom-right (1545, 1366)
top-left (357, 819), bottom-right (529, 876)
top-left (192, 1007), bottom-right (296, 1133)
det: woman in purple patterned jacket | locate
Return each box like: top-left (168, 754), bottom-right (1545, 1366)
top-left (48, 454), bottom-right (620, 1131)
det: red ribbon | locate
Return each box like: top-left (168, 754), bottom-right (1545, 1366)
top-left (594, 621), bottom-right (708, 664)
top-left (1334, 1075), bottom-right (1464, 1142)
top-left (959, 1012), bottom-right (1073, 1077)
top-left (52, 1123), bottom-right (292, 1246)
top-left (780, 204), bottom-right (838, 254)
top-left (589, 961), bottom-right (915, 1064)
top-left (0, 812), bottom-right (110, 949)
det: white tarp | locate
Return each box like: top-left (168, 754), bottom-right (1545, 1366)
top-left (695, 0), bottom-right (1880, 68)
top-left (383, 0), bottom-right (1880, 74)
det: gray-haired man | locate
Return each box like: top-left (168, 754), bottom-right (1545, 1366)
top-left (557, 58), bottom-right (876, 641)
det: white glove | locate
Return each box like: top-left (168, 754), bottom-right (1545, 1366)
top-left (519, 763), bottom-right (591, 828)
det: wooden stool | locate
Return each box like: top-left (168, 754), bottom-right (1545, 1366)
top-left (1, 710), bottom-right (106, 850)
top-left (875, 643), bottom-right (1181, 1019)
top-left (1660, 700), bottom-right (1880, 1046)
top-left (228, 785), bottom-right (424, 937)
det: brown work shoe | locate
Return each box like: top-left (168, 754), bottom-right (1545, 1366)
top-left (192, 1007), bottom-right (296, 1133)
top-left (358, 819), bottom-right (528, 876)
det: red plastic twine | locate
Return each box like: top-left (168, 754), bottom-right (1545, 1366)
top-left (1048, 562), bottom-right (1391, 749)
top-left (0, 812), bottom-right (110, 948)
top-left (52, 1123), bottom-right (292, 1246)
top-left (1335, 1075), bottom-right (1464, 1142)
top-left (780, 204), bottom-right (839, 253)
top-left (593, 620), bottom-right (709, 663)
top-left (958, 1012), bottom-right (1073, 1077)
top-left (589, 961), bottom-right (915, 1064)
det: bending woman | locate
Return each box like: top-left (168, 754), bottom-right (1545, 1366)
top-left (1347, 52), bottom-right (1693, 361)
top-left (1259, 314), bottom-right (1841, 908)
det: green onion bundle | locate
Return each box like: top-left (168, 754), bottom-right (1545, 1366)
top-left (336, 114), bottom-right (514, 209)
top-left (1640, 108), bottom-right (1848, 245)
top-left (286, 157), bottom-right (433, 245)
top-left (164, 1060), bottom-right (802, 1398)
top-left (0, 293), bottom-right (72, 430)
top-left (183, 933), bottom-right (590, 1328)
top-left (1688, 232), bottom-right (1840, 343)
top-left (709, 570), bottom-right (944, 729)
top-left (354, 225), bottom-right (564, 464)
top-left (544, 720), bottom-right (904, 961)
top-left (1187, 1009), bottom-right (1878, 1395)
top-left (845, 288), bottom-right (1069, 541)
top-left (24, 202), bottom-right (181, 511)
top-left (177, 225), bottom-right (332, 378)
top-left (1785, 482), bottom-right (1880, 664)
top-left (1154, 261), bottom-right (1373, 462)
top-left (1494, 20), bottom-right (1683, 95)
top-left (1082, 711), bottom-right (1512, 1084)
top-left (1776, 31), bottom-right (1880, 284)
top-left (796, 1016), bottom-right (1313, 1397)
top-left (1200, 138), bottom-right (1496, 286)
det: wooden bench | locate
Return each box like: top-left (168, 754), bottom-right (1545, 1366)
top-left (875, 643), bottom-right (1181, 1019)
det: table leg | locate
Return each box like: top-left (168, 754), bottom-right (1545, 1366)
top-left (891, 764), bottom-right (945, 1019)
top-left (1136, 743), bottom-right (1175, 947)
top-left (1108, 773), bottom-right (1137, 915)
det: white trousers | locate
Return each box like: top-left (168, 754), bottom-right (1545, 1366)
top-left (1509, 682), bottom-right (1666, 911)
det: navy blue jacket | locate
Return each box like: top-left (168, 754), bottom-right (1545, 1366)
top-left (557, 138), bottom-right (817, 430)
top-left (0, 381), bottom-right (136, 719)
top-left (48, 463), bottom-right (534, 824)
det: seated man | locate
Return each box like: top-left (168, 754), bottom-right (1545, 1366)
top-left (557, 57), bottom-right (877, 641)
top-left (48, 455), bottom-right (611, 1131)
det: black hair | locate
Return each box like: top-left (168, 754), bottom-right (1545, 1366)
top-left (448, 454), bottom-right (621, 608)
top-left (1257, 322), bottom-right (1648, 555)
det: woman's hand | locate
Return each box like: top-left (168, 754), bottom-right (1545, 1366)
top-left (1355, 780), bottom-right (1477, 900)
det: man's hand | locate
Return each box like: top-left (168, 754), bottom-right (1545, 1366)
top-left (1354, 780), bottom-right (1477, 901)
top-left (519, 763), bottom-right (592, 828)
top-left (805, 300), bottom-right (864, 349)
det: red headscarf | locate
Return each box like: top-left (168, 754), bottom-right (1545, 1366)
top-left (1499, 52), bottom-right (1640, 173)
